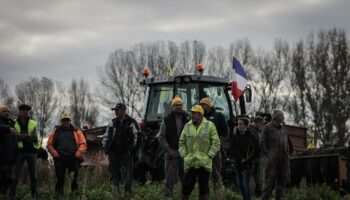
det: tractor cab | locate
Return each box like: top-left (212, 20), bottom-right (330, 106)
top-left (139, 71), bottom-right (252, 140)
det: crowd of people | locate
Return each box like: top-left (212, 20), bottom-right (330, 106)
top-left (0, 105), bottom-right (88, 199)
top-left (0, 96), bottom-right (291, 200)
top-left (156, 96), bottom-right (291, 200)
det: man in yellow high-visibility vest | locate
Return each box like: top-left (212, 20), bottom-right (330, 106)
top-left (9, 104), bottom-right (39, 199)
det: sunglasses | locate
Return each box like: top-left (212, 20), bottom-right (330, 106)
top-left (61, 118), bottom-right (70, 122)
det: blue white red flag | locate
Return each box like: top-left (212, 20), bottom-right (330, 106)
top-left (231, 57), bottom-right (248, 102)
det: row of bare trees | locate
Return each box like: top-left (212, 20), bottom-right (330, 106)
top-left (1, 28), bottom-right (348, 146)
top-left (0, 77), bottom-right (99, 142)
top-left (289, 29), bottom-right (350, 146)
top-left (98, 28), bottom-right (349, 146)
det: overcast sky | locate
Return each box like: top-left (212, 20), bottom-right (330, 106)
top-left (1, 0), bottom-right (349, 91)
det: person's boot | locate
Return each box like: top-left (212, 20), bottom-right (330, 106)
top-left (198, 194), bottom-right (208, 200)
top-left (181, 193), bottom-right (189, 200)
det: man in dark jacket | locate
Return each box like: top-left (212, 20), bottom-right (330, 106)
top-left (230, 117), bottom-right (259, 200)
top-left (261, 110), bottom-right (290, 200)
top-left (0, 106), bottom-right (17, 196)
top-left (159, 95), bottom-right (188, 199)
top-left (200, 97), bottom-right (228, 191)
top-left (102, 103), bottom-right (140, 197)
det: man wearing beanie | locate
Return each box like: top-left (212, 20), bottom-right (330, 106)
top-left (199, 97), bottom-right (228, 192)
top-left (159, 95), bottom-right (189, 199)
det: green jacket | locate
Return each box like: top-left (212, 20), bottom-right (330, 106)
top-left (179, 117), bottom-right (220, 173)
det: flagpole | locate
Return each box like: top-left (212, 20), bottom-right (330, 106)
top-left (233, 100), bottom-right (238, 117)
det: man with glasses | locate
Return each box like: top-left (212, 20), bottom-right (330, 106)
top-left (47, 112), bottom-right (87, 197)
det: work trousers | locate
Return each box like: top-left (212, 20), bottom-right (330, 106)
top-left (10, 153), bottom-right (37, 197)
top-left (54, 156), bottom-right (79, 196)
top-left (0, 163), bottom-right (14, 195)
top-left (211, 150), bottom-right (222, 188)
top-left (262, 155), bottom-right (289, 200)
top-left (164, 152), bottom-right (184, 198)
top-left (182, 167), bottom-right (210, 195)
top-left (109, 151), bottom-right (133, 194)
top-left (252, 157), bottom-right (263, 196)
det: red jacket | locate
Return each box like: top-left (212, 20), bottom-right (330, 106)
top-left (47, 126), bottom-right (87, 159)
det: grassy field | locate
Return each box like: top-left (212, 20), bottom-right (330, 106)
top-left (0, 165), bottom-right (344, 200)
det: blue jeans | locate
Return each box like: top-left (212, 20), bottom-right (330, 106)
top-left (10, 153), bottom-right (37, 197)
top-left (164, 152), bottom-right (184, 197)
top-left (236, 167), bottom-right (252, 200)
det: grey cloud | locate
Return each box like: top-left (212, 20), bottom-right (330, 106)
top-left (0, 0), bottom-right (349, 90)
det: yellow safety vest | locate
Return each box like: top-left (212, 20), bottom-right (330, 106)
top-left (14, 119), bottom-right (40, 149)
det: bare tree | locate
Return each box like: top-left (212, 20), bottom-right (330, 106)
top-left (15, 77), bottom-right (57, 141)
top-left (98, 48), bottom-right (144, 118)
top-left (250, 39), bottom-right (290, 114)
top-left (229, 38), bottom-right (253, 67)
top-left (168, 41), bottom-right (178, 73)
top-left (178, 41), bottom-right (191, 74)
top-left (192, 40), bottom-right (206, 73)
top-left (287, 40), bottom-right (309, 127)
top-left (0, 79), bottom-right (15, 113)
top-left (68, 78), bottom-right (99, 128)
top-left (206, 46), bottom-right (228, 77)
top-left (291, 28), bottom-right (350, 146)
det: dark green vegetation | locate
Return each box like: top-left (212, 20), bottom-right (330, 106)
top-left (0, 166), bottom-right (343, 200)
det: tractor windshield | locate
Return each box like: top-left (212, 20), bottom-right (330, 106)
top-left (145, 82), bottom-right (230, 122)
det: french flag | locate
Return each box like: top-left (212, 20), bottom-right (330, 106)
top-left (230, 57), bottom-right (248, 102)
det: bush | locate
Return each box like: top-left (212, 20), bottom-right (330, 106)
top-left (285, 184), bottom-right (342, 200)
